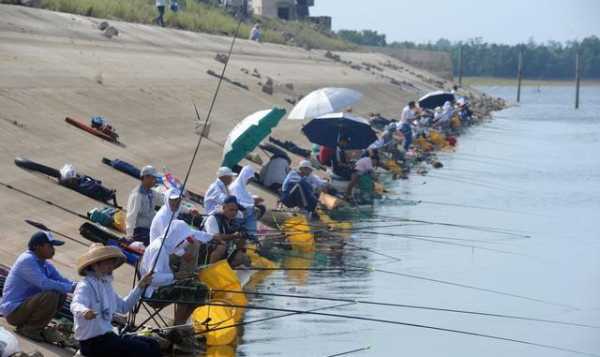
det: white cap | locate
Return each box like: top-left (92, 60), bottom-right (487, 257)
top-left (140, 165), bottom-right (159, 178)
top-left (298, 160), bottom-right (313, 170)
top-left (217, 166), bottom-right (237, 178)
top-left (166, 188), bottom-right (182, 200)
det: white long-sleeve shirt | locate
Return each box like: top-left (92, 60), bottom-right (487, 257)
top-left (126, 185), bottom-right (164, 237)
top-left (140, 220), bottom-right (213, 297)
top-left (204, 179), bottom-right (229, 215)
top-left (149, 204), bottom-right (180, 246)
top-left (70, 274), bottom-right (142, 341)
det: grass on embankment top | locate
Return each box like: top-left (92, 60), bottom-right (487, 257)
top-left (36, 0), bottom-right (354, 51)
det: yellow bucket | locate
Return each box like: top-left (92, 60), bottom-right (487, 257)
top-left (282, 215), bottom-right (315, 252)
top-left (206, 345), bottom-right (236, 357)
top-left (198, 260), bottom-right (248, 321)
top-left (246, 243), bottom-right (278, 269)
top-left (283, 254), bottom-right (313, 285)
top-left (192, 300), bottom-right (238, 346)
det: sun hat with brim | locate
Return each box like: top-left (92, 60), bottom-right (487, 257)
top-left (77, 243), bottom-right (127, 276)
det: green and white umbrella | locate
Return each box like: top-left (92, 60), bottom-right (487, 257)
top-left (222, 107), bottom-right (287, 169)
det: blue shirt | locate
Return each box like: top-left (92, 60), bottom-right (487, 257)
top-left (0, 251), bottom-right (75, 316)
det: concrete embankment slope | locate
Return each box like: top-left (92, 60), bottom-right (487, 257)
top-left (0, 4), bottom-right (454, 355)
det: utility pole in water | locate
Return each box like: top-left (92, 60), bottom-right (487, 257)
top-left (516, 47), bottom-right (523, 103)
top-left (458, 46), bottom-right (464, 87)
top-left (575, 47), bottom-right (582, 109)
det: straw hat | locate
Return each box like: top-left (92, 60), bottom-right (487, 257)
top-left (77, 243), bottom-right (126, 276)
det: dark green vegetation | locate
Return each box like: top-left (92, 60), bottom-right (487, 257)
top-left (337, 29), bottom-right (600, 80)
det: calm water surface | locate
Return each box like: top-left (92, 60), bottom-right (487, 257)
top-left (222, 86), bottom-right (600, 357)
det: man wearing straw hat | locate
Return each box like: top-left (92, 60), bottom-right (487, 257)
top-left (71, 243), bottom-right (159, 357)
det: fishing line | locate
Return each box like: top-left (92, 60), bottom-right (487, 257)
top-left (211, 289), bottom-right (598, 329)
top-left (325, 346), bottom-right (371, 357)
top-left (198, 302), bottom-right (596, 356)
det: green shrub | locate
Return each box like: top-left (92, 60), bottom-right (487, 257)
top-left (35, 0), bottom-right (354, 50)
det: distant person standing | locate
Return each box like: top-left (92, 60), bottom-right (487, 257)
top-left (249, 24), bottom-right (262, 42)
top-left (126, 165), bottom-right (164, 246)
top-left (155, 0), bottom-right (167, 27)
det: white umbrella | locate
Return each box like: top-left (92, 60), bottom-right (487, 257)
top-left (288, 87), bottom-right (363, 120)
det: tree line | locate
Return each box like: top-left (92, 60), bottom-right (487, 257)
top-left (336, 30), bottom-right (600, 79)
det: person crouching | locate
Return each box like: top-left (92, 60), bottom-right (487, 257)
top-left (71, 244), bottom-right (158, 357)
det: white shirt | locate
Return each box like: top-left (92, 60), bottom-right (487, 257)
top-left (156, 0), bottom-right (166, 6)
top-left (204, 179), bottom-right (229, 215)
top-left (355, 157), bottom-right (374, 174)
top-left (401, 106), bottom-right (416, 123)
top-left (140, 220), bottom-right (213, 297)
top-left (229, 165), bottom-right (255, 209)
top-left (203, 215), bottom-right (221, 235)
top-left (126, 185), bottom-right (164, 237)
top-left (70, 275), bottom-right (142, 341)
top-left (149, 204), bottom-right (180, 246)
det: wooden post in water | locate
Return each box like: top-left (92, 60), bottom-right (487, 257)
top-left (575, 48), bottom-right (582, 109)
top-left (458, 46), bottom-right (464, 87)
top-left (516, 48), bottom-right (523, 103)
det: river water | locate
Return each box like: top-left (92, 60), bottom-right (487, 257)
top-left (226, 85), bottom-right (600, 357)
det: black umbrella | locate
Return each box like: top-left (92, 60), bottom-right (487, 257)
top-left (418, 91), bottom-right (456, 110)
top-left (302, 112), bottom-right (378, 150)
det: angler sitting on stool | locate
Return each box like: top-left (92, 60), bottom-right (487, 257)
top-left (0, 231), bottom-right (76, 345)
top-left (203, 195), bottom-right (251, 268)
top-left (71, 244), bottom-right (158, 357)
top-left (281, 160), bottom-right (328, 220)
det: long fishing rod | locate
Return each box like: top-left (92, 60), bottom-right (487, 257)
top-left (145, 14), bottom-right (245, 282)
top-left (344, 224), bottom-right (514, 242)
top-left (210, 289), bottom-right (598, 329)
top-left (198, 301), bottom-right (597, 357)
top-left (357, 265), bottom-right (576, 310)
top-left (0, 181), bottom-right (88, 220)
top-left (358, 214), bottom-right (532, 238)
top-left (155, 301), bottom-right (356, 333)
top-left (326, 346), bottom-right (371, 357)
top-left (241, 247), bottom-right (571, 310)
top-left (352, 230), bottom-right (530, 257)
top-left (24, 219), bottom-right (89, 247)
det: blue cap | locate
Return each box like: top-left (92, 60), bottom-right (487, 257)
top-left (223, 195), bottom-right (245, 211)
top-left (28, 231), bottom-right (64, 250)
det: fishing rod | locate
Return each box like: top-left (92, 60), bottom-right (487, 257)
top-left (343, 224), bottom-right (513, 242)
top-left (241, 246), bottom-right (570, 310)
top-left (326, 346), bottom-right (371, 357)
top-left (356, 214), bottom-right (532, 238)
top-left (211, 289), bottom-right (598, 329)
top-left (0, 181), bottom-right (88, 220)
top-left (24, 219), bottom-right (89, 247)
top-left (141, 11), bottom-right (245, 301)
top-left (197, 301), bottom-right (597, 357)
top-left (352, 230), bottom-right (530, 257)
top-left (419, 173), bottom-right (521, 192)
top-left (355, 265), bottom-right (577, 310)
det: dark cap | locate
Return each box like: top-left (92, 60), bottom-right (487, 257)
top-left (28, 231), bottom-right (65, 250)
top-left (223, 195), bottom-right (245, 212)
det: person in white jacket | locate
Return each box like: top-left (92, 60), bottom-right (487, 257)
top-left (140, 220), bottom-right (214, 325)
top-left (229, 165), bottom-right (265, 235)
top-left (71, 244), bottom-right (158, 357)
